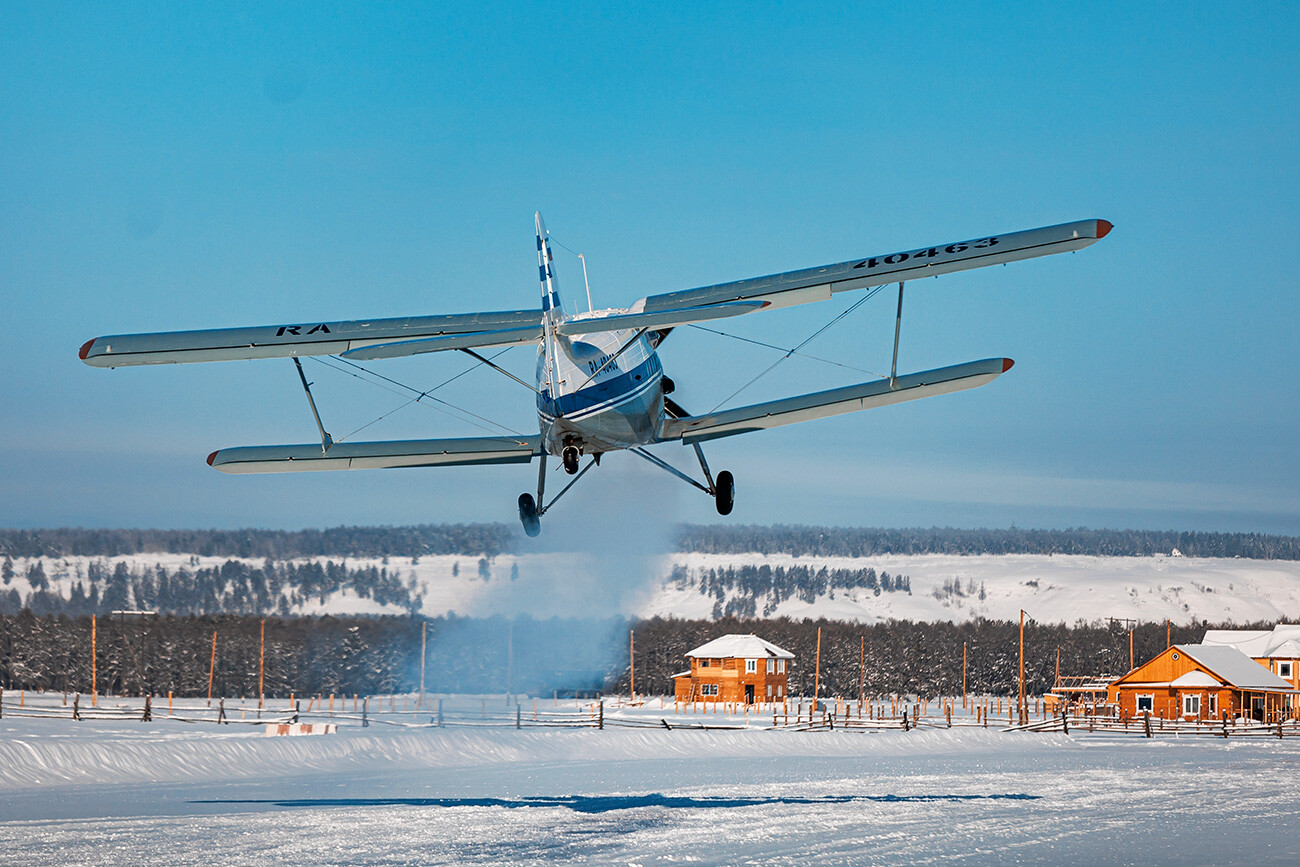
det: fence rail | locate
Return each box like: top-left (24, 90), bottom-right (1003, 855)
top-left (4, 690), bottom-right (1299, 738)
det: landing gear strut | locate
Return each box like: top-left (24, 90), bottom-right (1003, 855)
top-left (628, 441), bottom-right (735, 516)
top-left (517, 449), bottom-right (598, 537)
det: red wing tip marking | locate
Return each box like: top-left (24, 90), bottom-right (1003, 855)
top-left (78, 338), bottom-right (95, 360)
top-left (1096, 219), bottom-right (1113, 239)
top-left (206, 451), bottom-right (218, 467)
top-left (1002, 358), bottom-right (1015, 372)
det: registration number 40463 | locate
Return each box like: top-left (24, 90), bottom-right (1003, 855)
top-left (853, 237), bottom-right (999, 270)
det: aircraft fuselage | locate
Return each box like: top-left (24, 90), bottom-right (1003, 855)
top-left (535, 325), bottom-right (665, 457)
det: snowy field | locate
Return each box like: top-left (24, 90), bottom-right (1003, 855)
top-left (3, 697), bottom-right (1300, 864)
top-left (10, 551), bottom-right (1300, 623)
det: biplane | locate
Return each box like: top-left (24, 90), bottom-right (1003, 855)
top-left (80, 214), bottom-right (1110, 536)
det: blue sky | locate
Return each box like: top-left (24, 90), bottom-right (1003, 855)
top-left (1, 3), bottom-right (1296, 534)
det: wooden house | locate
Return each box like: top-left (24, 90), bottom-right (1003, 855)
top-left (673, 634), bottom-right (793, 705)
top-left (1201, 624), bottom-right (1300, 705)
top-left (1108, 644), bottom-right (1296, 722)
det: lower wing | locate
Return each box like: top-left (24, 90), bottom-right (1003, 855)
top-left (658, 358), bottom-right (1013, 444)
top-left (207, 435), bottom-right (542, 473)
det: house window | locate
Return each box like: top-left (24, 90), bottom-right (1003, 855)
top-left (777, 659), bottom-right (786, 673)
top-left (1136, 694), bottom-right (1154, 713)
top-left (766, 684), bottom-right (773, 697)
top-left (766, 659), bottom-right (775, 674)
top-left (701, 684), bottom-right (718, 696)
top-left (746, 659), bottom-right (757, 673)
top-left (700, 659), bottom-right (709, 668)
top-left (776, 685), bottom-right (783, 697)
top-left (1279, 661), bottom-right (1293, 679)
top-left (1208, 694), bottom-right (1218, 716)
top-left (1183, 694), bottom-right (1201, 717)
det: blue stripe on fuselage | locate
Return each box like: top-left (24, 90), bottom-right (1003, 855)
top-left (538, 354), bottom-right (661, 418)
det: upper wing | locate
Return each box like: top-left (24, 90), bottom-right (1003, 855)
top-left (658, 357), bottom-right (1013, 444)
top-left (340, 300), bottom-right (767, 362)
top-left (207, 434), bottom-right (542, 473)
top-left (78, 309), bottom-right (543, 368)
top-left (634, 219), bottom-right (1111, 315)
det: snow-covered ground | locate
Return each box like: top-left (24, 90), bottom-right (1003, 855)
top-left (9, 551), bottom-right (1300, 623)
top-left (3, 695), bottom-right (1300, 864)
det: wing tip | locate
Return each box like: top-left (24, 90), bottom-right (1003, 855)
top-left (206, 450), bottom-right (218, 467)
top-left (1002, 358), bottom-right (1014, 373)
top-left (78, 338), bottom-right (95, 361)
top-left (1096, 219), bottom-right (1113, 239)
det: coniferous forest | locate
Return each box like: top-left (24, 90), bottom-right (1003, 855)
top-left (1, 524), bottom-right (1296, 699)
top-left (0, 611), bottom-right (1268, 701)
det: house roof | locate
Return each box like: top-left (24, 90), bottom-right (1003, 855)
top-left (1201, 625), bottom-right (1300, 658)
top-left (685, 633), bottom-right (794, 660)
top-left (1176, 645), bottom-right (1294, 691)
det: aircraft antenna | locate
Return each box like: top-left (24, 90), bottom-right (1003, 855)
top-left (578, 253), bottom-right (593, 314)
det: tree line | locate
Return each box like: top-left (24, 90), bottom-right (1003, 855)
top-left (1, 612), bottom-right (1278, 700)
top-left (3, 524), bottom-right (1295, 560)
top-left (678, 564), bottom-right (912, 619)
top-left (1, 557), bottom-right (429, 618)
top-left (677, 525), bottom-right (1300, 560)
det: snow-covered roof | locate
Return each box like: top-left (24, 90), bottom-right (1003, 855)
top-left (1169, 670), bottom-right (1222, 688)
top-left (1177, 645), bottom-right (1294, 691)
top-left (1201, 625), bottom-right (1300, 658)
top-left (685, 634), bottom-right (794, 660)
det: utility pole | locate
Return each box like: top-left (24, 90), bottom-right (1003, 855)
top-left (90, 614), bottom-right (97, 707)
top-left (963, 642), bottom-right (968, 709)
top-left (1108, 618), bottom-right (1139, 673)
top-left (1166, 619), bottom-right (1171, 650)
top-left (207, 630), bottom-right (217, 707)
top-left (858, 635), bottom-right (866, 708)
top-left (419, 620), bottom-right (427, 709)
top-left (629, 629), bottom-right (635, 702)
top-left (258, 618), bottom-right (265, 710)
top-left (1019, 610), bottom-right (1027, 726)
top-left (814, 627), bottom-right (822, 706)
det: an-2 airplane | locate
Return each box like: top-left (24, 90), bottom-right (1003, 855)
top-left (80, 214), bottom-right (1110, 536)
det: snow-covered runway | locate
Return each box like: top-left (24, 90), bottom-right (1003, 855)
top-left (3, 709), bottom-right (1300, 864)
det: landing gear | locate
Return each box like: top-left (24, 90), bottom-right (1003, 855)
top-left (562, 445), bottom-right (581, 474)
top-left (626, 440), bottom-right (737, 517)
top-left (517, 449), bottom-right (599, 537)
top-left (518, 493), bottom-right (540, 537)
top-left (714, 470), bottom-right (734, 516)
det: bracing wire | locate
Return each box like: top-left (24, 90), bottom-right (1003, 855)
top-left (310, 350), bottom-right (524, 440)
top-left (685, 323), bottom-right (888, 379)
top-left (705, 286), bottom-right (884, 413)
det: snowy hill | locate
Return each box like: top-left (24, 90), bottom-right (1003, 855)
top-left (5, 549), bottom-right (1300, 624)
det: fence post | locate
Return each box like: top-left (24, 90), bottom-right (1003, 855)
top-left (362, 696), bottom-right (369, 728)
top-left (437, 698), bottom-right (444, 728)
top-left (218, 698), bottom-right (227, 724)
top-left (902, 709), bottom-right (909, 731)
top-left (1143, 712), bottom-right (1152, 738)
top-left (516, 703), bottom-right (521, 730)
top-left (142, 694), bottom-right (152, 722)
top-left (598, 700), bottom-right (604, 730)
top-left (73, 693), bottom-right (80, 720)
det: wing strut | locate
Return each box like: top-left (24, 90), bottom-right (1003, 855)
top-left (889, 282), bottom-right (904, 389)
top-left (293, 358), bottom-right (333, 454)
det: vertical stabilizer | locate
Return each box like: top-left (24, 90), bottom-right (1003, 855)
top-left (535, 212), bottom-right (563, 318)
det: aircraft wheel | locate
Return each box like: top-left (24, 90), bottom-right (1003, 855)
top-left (714, 470), bottom-right (734, 516)
top-left (562, 445), bottom-right (580, 475)
top-left (518, 493), bottom-right (541, 537)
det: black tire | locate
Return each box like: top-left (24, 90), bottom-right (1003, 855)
top-left (518, 493), bottom-right (541, 537)
top-left (562, 445), bottom-right (580, 475)
top-left (714, 470), bottom-right (734, 516)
